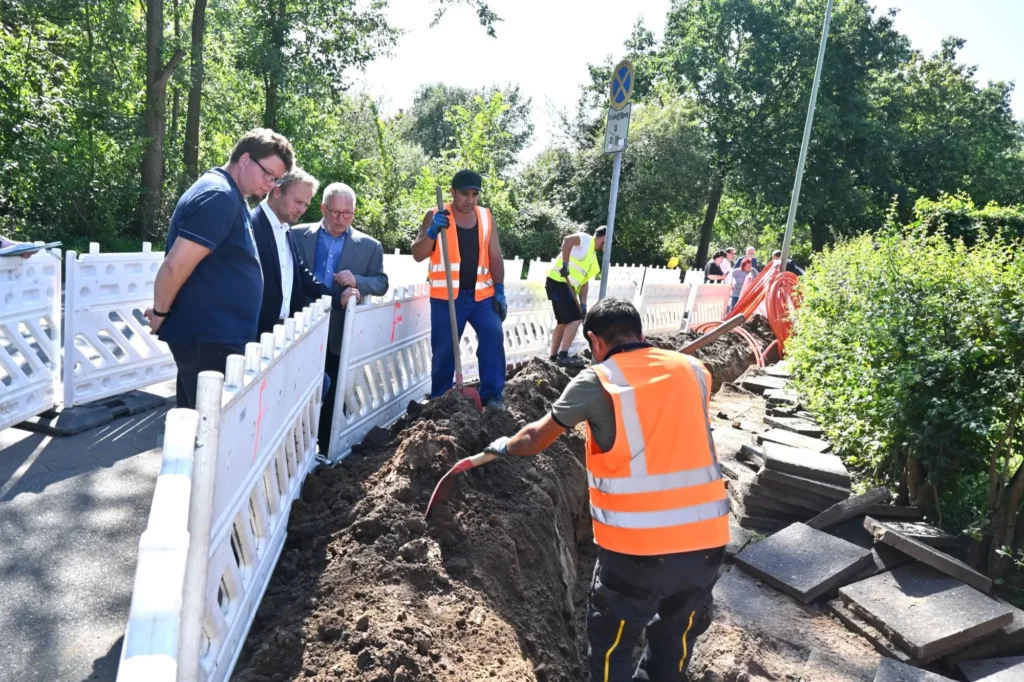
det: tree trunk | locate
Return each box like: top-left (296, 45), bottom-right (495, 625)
top-left (261, 0), bottom-right (287, 131)
top-left (263, 76), bottom-right (279, 130)
top-left (695, 171), bottom-right (724, 268)
top-left (169, 0), bottom-right (180, 144)
top-left (905, 455), bottom-right (935, 511)
top-left (183, 0), bottom-right (208, 183)
top-left (811, 221), bottom-right (828, 252)
top-left (136, 0), bottom-right (184, 239)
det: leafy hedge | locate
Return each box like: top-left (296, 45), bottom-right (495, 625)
top-left (787, 226), bottom-right (1024, 537)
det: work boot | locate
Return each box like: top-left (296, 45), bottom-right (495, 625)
top-left (484, 398), bottom-right (505, 411)
top-left (557, 355), bottom-right (586, 369)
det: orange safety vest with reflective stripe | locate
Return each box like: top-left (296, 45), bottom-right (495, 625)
top-left (586, 347), bottom-right (730, 556)
top-left (428, 203), bottom-right (495, 301)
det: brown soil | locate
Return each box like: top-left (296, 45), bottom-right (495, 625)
top-left (233, 359), bottom-right (591, 682)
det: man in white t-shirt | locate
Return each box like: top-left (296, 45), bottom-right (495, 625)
top-left (546, 226), bottom-right (606, 367)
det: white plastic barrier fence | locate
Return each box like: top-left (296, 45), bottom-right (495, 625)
top-left (381, 250), bottom-right (427, 287)
top-left (526, 257), bottom-right (553, 282)
top-left (643, 266), bottom-right (682, 285)
top-left (686, 284), bottom-right (732, 331)
top-left (636, 283), bottom-right (691, 336)
top-left (63, 242), bottom-right (175, 407)
top-left (683, 269), bottom-right (705, 286)
top-left (118, 298), bottom-right (331, 682)
top-left (503, 257), bottom-right (525, 281)
top-left (0, 248), bottom-right (62, 431)
top-left (327, 284), bottom-right (433, 462)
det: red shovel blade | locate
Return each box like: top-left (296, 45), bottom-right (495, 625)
top-left (448, 385), bottom-right (482, 411)
top-left (424, 452), bottom-right (497, 518)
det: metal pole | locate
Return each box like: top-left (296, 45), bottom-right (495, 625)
top-left (599, 150), bottom-right (623, 300)
top-left (780, 0), bottom-right (834, 268)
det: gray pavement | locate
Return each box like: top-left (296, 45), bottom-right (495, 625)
top-left (0, 385), bottom-right (173, 682)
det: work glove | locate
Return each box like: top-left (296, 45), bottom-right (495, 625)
top-left (426, 209), bottom-right (450, 239)
top-left (492, 283), bottom-right (507, 322)
top-left (559, 264), bottom-right (570, 279)
top-left (485, 436), bottom-right (510, 456)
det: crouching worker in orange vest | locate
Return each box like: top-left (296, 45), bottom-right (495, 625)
top-left (484, 297), bottom-right (729, 681)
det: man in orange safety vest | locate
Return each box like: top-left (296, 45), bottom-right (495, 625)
top-left (485, 297), bottom-right (729, 681)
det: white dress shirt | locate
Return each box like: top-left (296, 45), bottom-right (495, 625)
top-left (260, 199), bottom-right (294, 320)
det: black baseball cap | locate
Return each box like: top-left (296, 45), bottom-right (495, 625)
top-left (452, 169), bottom-right (483, 191)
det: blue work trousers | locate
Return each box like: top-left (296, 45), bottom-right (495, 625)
top-left (430, 292), bottom-right (505, 403)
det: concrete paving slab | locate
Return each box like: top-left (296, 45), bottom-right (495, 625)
top-left (737, 444), bottom-right (765, 468)
top-left (735, 523), bottom-right (873, 603)
top-left (808, 488), bottom-right (892, 530)
top-left (741, 375), bottom-right (789, 394)
top-left (764, 361), bottom-right (792, 378)
top-left (764, 389), bottom-right (801, 406)
top-left (763, 415), bottom-right (823, 438)
top-left (864, 517), bottom-right (986, 592)
top-left (762, 441), bottom-right (851, 486)
top-left (873, 658), bottom-right (953, 681)
top-left (758, 468), bottom-right (852, 501)
top-left (17, 405), bottom-right (114, 437)
top-left (829, 598), bottom-right (918, 665)
top-left (945, 600), bottom-right (1024, 666)
top-left (827, 517), bottom-right (913, 581)
top-left (742, 492), bottom-right (815, 519)
top-left (958, 655), bottom-right (1024, 681)
top-left (738, 515), bottom-right (790, 533)
top-left (839, 564), bottom-right (1013, 662)
top-left (868, 520), bottom-right (959, 549)
top-left (749, 481), bottom-right (834, 512)
top-left (865, 505), bottom-right (925, 520)
top-left (727, 515), bottom-right (754, 558)
top-left (759, 428), bottom-right (833, 453)
top-left (721, 458), bottom-right (758, 482)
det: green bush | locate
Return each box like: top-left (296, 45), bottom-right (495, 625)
top-left (913, 193), bottom-right (1024, 246)
top-left (787, 224), bottom-right (1024, 573)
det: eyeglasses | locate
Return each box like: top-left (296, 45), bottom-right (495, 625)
top-left (252, 157), bottom-right (284, 187)
top-left (326, 208), bottom-right (355, 220)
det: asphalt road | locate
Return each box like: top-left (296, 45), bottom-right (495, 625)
top-left (0, 386), bottom-right (172, 682)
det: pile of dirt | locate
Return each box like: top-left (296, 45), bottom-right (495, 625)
top-left (233, 359), bottom-right (590, 682)
top-left (647, 315), bottom-right (776, 391)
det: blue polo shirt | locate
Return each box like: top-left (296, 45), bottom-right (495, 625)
top-left (158, 168), bottom-right (264, 345)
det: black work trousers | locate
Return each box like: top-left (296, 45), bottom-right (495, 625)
top-left (587, 545), bottom-right (725, 682)
top-left (317, 349), bottom-right (341, 455)
top-left (168, 342), bottom-right (245, 409)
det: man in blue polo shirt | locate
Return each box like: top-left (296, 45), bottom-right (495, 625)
top-left (145, 128), bottom-right (295, 409)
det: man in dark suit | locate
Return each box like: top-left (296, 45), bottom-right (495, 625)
top-left (251, 167), bottom-right (349, 337)
top-left (292, 182), bottom-right (389, 454)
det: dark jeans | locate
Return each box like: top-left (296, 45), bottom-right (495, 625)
top-left (587, 545), bottom-right (725, 682)
top-left (168, 342), bottom-right (245, 409)
top-left (318, 349), bottom-right (341, 455)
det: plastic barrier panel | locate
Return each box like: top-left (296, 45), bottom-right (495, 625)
top-left (63, 243), bottom-right (175, 407)
top-left (526, 257), bottom-right (553, 282)
top-left (503, 257), bottom-right (525, 281)
top-left (382, 250), bottom-right (427, 287)
top-left (460, 281), bottom-right (553, 382)
top-left (643, 266), bottom-right (682, 285)
top-left (327, 284), bottom-right (433, 462)
top-left (686, 284), bottom-right (732, 330)
top-left (118, 298), bottom-right (331, 682)
top-left (0, 248), bottom-right (62, 431)
top-left (637, 282), bottom-right (691, 336)
top-left (683, 269), bottom-right (705, 286)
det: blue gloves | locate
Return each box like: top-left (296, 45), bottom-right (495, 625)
top-left (485, 436), bottom-right (510, 456)
top-left (559, 264), bottom-right (570, 279)
top-left (492, 283), bottom-right (507, 322)
top-left (426, 209), bottom-right (450, 239)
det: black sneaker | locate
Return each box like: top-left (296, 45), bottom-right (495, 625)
top-left (556, 355), bottom-right (586, 369)
top-left (484, 398), bottom-right (505, 411)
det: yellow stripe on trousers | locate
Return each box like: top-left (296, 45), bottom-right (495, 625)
top-left (604, 619), bottom-right (626, 682)
top-left (678, 611), bottom-right (696, 672)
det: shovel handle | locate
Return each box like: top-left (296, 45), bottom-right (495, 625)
top-left (680, 314), bottom-right (746, 355)
top-left (435, 185), bottom-right (465, 389)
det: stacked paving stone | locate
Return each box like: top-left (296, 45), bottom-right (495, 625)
top-left (732, 366), bottom-right (851, 532)
top-left (731, 364), bottom-right (1024, 679)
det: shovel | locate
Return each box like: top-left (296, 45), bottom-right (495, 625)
top-left (424, 314), bottom-right (749, 518)
top-left (434, 185), bottom-right (482, 411)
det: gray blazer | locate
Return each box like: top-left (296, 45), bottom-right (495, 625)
top-left (291, 221), bottom-right (389, 355)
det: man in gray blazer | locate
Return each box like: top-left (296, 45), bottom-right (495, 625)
top-left (292, 182), bottom-right (389, 453)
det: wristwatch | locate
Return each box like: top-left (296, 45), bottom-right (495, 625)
top-left (151, 308), bottom-right (171, 318)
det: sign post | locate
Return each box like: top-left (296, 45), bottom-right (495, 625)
top-left (599, 59), bottom-right (633, 301)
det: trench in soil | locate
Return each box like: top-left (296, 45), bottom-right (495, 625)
top-left (232, 320), bottom-right (770, 682)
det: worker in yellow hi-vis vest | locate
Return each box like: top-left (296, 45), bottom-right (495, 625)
top-left (484, 297), bottom-right (729, 681)
top-left (546, 226), bottom-right (605, 368)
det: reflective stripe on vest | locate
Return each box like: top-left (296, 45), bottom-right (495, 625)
top-left (428, 204), bottom-right (495, 301)
top-left (548, 236), bottom-right (600, 292)
top-left (585, 347), bottom-right (729, 556)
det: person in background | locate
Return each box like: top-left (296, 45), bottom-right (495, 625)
top-left (252, 167), bottom-right (350, 337)
top-left (146, 128), bottom-right (294, 409)
top-left (292, 183), bottom-right (389, 455)
top-left (744, 246), bottom-right (760, 273)
top-left (411, 169), bottom-right (507, 410)
top-left (771, 249), bottom-right (806, 276)
top-left (726, 257), bottom-right (755, 313)
top-left (703, 250), bottom-right (727, 283)
top-left (483, 298), bottom-right (728, 681)
top-left (546, 225), bottom-right (606, 368)
top-left (722, 247), bottom-right (737, 276)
